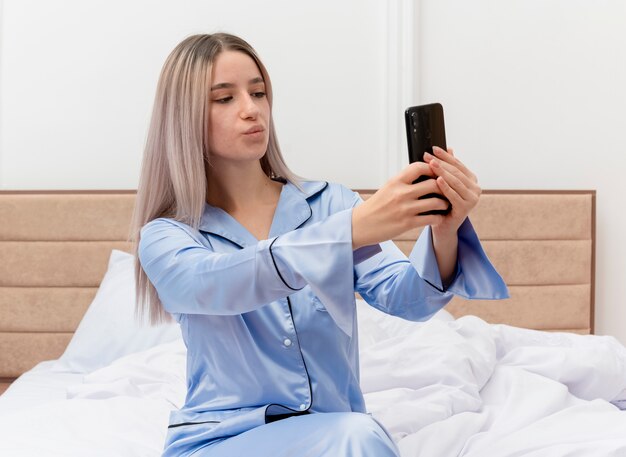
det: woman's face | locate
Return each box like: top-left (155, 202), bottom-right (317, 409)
top-left (207, 50), bottom-right (270, 167)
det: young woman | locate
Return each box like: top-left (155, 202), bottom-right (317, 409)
top-left (131, 32), bottom-right (508, 457)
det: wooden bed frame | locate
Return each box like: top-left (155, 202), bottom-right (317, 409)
top-left (0, 189), bottom-right (596, 394)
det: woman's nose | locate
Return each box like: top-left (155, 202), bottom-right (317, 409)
top-left (240, 93), bottom-right (259, 119)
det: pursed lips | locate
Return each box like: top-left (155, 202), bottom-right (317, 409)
top-left (243, 126), bottom-right (264, 135)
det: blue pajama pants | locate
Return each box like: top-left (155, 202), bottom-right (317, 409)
top-left (168, 412), bottom-right (400, 457)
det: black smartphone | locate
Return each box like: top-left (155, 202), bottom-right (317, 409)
top-left (405, 103), bottom-right (451, 216)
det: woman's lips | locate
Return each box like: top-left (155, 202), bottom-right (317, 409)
top-left (242, 126), bottom-right (265, 140)
top-left (243, 126), bottom-right (264, 135)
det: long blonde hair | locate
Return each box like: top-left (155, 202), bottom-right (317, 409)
top-left (130, 33), bottom-right (300, 324)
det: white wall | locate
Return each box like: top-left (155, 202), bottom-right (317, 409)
top-left (1, 0), bottom-right (625, 343)
top-left (417, 0), bottom-right (626, 343)
top-left (0, 0), bottom-right (390, 189)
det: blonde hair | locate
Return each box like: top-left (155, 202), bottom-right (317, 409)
top-left (130, 32), bottom-right (301, 324)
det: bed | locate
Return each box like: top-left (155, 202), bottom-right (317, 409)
top-left (1, 188), bottom-right (625, 457)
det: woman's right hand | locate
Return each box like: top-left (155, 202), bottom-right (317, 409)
top-left (351, 162), bottom-right (448, 249)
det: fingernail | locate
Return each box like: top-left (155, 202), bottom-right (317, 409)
top-left (424, 152), bottom-right (432, 159)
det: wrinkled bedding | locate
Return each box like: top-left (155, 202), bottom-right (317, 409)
top-left (1, 302), bottom-right (625, 457)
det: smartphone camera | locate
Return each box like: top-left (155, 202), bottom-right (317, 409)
top-left (411, 112), bottom-right (418, 132)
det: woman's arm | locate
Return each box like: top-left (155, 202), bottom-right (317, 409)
top-left (139, 209), bottom-right (357, 326)
top-left (351, 161), bottom-right (447, 250)
top-left (431, 227), bottom-right (458, 288)
top-left (350, 148), bottom-right (508, 321)
top-left (352, 146), bottom-right (482, 288)
top-left (354, 217), bottom-right (508, 322)
top-left (427, 146), bottom-right (482, 287)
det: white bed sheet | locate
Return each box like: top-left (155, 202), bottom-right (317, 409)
top-left (0, 351), bottom-right (177, 457)
top-left (0, 360), bottom-right (82, 414)
top-left (1, 304), bottom-right (626, 457)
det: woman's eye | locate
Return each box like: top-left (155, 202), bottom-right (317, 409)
top-left (252, 92), bottom-right (266, 98)
top-left (215, 96), bottom-right (232, 104)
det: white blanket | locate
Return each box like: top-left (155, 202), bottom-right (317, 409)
top-left (1, 305), bottom-right (625, 457)
top-left (358, 310), bottom-right (626, 456)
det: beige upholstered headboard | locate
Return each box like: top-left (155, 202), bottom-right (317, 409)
top-left (0, 189), bottom-right (595, 394)
top-left (358, 190), bottom-right (596, 335)
top-left (0, 191), bottom-right (136, 394)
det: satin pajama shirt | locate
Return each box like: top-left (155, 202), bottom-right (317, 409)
top-left (138, 180), bottom-right (509, 456)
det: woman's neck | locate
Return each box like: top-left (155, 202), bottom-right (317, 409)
top-left (205, 160), bottom-right (282, 213)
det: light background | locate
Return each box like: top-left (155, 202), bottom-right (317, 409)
top-left (1, 0), bottom-right (625, 343)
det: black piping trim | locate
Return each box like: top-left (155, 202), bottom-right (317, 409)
top-left (266, 186), bottom-right (317, 414)
top-left (264, 403), bottom-right (310, 424)
top-left (295, 201), bottom-right (313, 230)
top-left (304, 181), bottom-right (329, 200)
top-left (168, 420), bottom-right (220, 429)
top-left (285, 296), bottom-right (313, 416)
top-left (424, 278), bottom-right (445, 293)
top-left (269, 237), bottom-right (302, 291)
top-left (426, 260), bottom-right (461, 293)
top-left (199, 181), bottom-right (328, 248)
top-left (268, 194), bottom-right (316, 291)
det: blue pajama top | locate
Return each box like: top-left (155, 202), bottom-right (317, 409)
top-left (138, 180), bottom-right (508, 451)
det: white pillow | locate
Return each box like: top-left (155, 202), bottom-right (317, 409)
top-left (52, 249), bottom-right (182, 374)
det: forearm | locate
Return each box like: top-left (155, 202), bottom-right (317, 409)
top-left (431, 225), bottom-right (458, 288)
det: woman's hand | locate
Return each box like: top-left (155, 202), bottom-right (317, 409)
top-left (419, 146), bottom-right (481, 285)
top-left (352, 146), bottom-right (480, 286)
top-left (423, 146), bottom-right (481, 238)
top-left (351, 162), bottom-right (449, 249)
